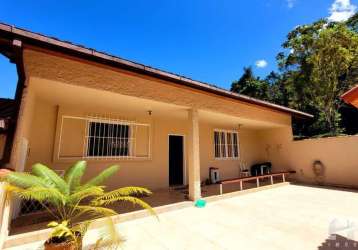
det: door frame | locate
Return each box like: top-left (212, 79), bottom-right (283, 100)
top-left (168, 134), bottom-right (186, 186)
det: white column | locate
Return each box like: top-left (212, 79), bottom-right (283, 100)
top-left (188, 109), bottom-right (201, 201)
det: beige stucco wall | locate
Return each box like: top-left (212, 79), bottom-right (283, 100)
top-left (259, 128), bottom-right (358, 188)
top-left (9, 84), bottom-right (36, 172)
top-left (289, 136), bottom-right (358, 188)
top-left (199, 123), bottom-right (265, 180)
top-left (25, 95), bottom-right (269, 190)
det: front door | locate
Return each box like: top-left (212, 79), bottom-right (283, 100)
top-left (169, 135), bottom-right (184, 186)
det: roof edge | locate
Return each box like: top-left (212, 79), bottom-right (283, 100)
top-left (341, 85), bottom-right (358, 102)
top-left (0, 22), bottom-right (313, 119)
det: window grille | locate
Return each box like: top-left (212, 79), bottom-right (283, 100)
top-left (214, 129), bottom-right (239, 159)
top-left (58, 114), bottom-right (151, 160)
top-left (86, 122), bottom-right (130, 157)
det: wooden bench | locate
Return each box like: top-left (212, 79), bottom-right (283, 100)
top-left (218, 171), bottom-right (295, 195)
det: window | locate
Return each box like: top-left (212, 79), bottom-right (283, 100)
top-left (214, 130), bottom-right (239, 159)
top-left (87, 122), bottom-right (131, 157)
top-left (57, 114), bottom-right (151, 160)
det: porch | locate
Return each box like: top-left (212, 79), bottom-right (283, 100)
top-left (9, 174), bottom-right (289, 236)
top-left (2, 74), bottom-right (295, 236)
top-left (20, 77), bottom-right (292, 182)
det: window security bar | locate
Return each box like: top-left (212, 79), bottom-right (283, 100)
top-left (57, 114), bottom-right (151, 160)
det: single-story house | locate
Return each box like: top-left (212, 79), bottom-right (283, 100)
top-left (0, 23), bottom-right (312, 201)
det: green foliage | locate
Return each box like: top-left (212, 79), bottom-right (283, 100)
top-left (5, 172), bottom-right (51, 188)
top-left (80, 165), bottom-right (119, 190)
top-left (64, 161), bottom-right (86, 192)
top-left (231, 17), bottom-right (358, 137)
top-left (32, 163), bottom-right (69, 195)
top-left (308, 23), bottom-right (358, 133)
top-left (48, 220), bottom-right (75, 241)
top-left (346, 13), bottom-right (358, 32)
top-left (4, 161), bottom-right (155, 247)
top-left (231, 67), bottom-right (270, 100)
top-left (93, 218), bottom-right (124, 250)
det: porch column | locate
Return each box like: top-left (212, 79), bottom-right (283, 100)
top-left (188, 109), bottom-right (201, 201)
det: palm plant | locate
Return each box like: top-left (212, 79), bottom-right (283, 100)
top-left (4, 161), bottom-right (155, 249)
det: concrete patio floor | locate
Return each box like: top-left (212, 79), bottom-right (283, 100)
top-left (10, 177), bottom-right (278, 235)
top-left (6, 184), bottom-right (358, 249)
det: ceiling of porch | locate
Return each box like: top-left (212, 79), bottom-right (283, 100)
top-left (30, 77), bottom-right (288, 129)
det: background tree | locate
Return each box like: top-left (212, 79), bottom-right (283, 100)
top-left (231, 16), bottom-right (358, 138)
top-left (230, 67), bottom-right (269, 100)
top-left (308, 23), bottom-right (358, 134)
top-left (278, 19), bottom-right (358, 135)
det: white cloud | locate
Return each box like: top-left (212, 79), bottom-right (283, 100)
top-left (286, 0), bottom-right (295, 8)
top-left (328, 0), bottom-right (357, 22)
top-left (255, 60), bottom-right (268, 68)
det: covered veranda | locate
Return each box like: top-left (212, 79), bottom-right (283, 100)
top-left (4, 77), bottom-right (296, 236)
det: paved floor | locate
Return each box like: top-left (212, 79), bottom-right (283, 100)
top-left (7, 184), bottom-right (358, 250)
top-left (10, 178), bottom-right (276, 235)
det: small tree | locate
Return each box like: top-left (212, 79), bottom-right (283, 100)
top-left (4, 161), bottom-right (155, 249)
top-left (308, 23), bottom-right (358, 134)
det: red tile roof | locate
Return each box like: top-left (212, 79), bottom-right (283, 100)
top-left (341, 85), bottom-right (358, 108)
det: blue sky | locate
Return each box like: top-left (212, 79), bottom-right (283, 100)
top-left (0, 0), bottom-right (357, 98)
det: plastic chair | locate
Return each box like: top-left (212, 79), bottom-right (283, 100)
top-left (239, 161), bottom-right (250, 177)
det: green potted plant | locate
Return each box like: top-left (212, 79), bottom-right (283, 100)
top-left (4, 161), bottom-right (155, 250)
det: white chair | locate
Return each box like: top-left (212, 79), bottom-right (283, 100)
top-left (239, 161), bottom-right (250, 177)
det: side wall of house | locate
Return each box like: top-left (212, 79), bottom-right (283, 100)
top-left (260, 128), bottom-right (358, 188)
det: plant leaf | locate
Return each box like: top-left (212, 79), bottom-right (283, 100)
top-left (48, 221), bottom-right (59, 227)
top-left (68, 186), bottom-right (104, 205)
top-left (81, 165), bottom-right (119, 189)
top-left (94, 195), bottom-right (156, 217)
top-left (32, 163), bottom-right (69, 195)
top-left (101, 186), bottom-right (152, 197)
top-left (75, 205), bottom-right (117, 219)
top-left (5, 172), bottom-right (50, 189)
top-left (72, 220), bottom-right (91, 239)
top-left (12, 186), bottom-right (67, 205)
top-left (64, 161), bottom-right (87, 193)
top-left (93, 217), bottom-right (124, 249)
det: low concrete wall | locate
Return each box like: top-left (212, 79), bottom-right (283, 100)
top-left (260, 128), bottom-right (358, 188)
top-left (289, 135), bottom-right (358, 188)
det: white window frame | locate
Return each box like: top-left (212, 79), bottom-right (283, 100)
top-left (213, 129), bottom-right (239, 160)
top-left (57, 115), bottom-right (151, 160)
